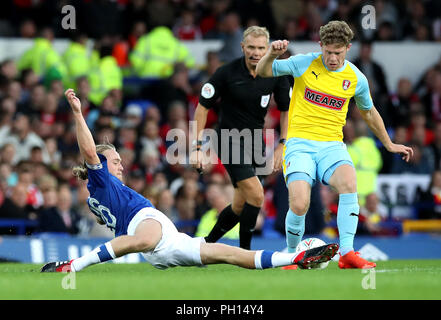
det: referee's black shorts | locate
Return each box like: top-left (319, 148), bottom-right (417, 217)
top-left (214, 129), bottom-right (266, 188)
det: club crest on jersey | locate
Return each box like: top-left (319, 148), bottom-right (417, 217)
top-left (304, 87), bottom-right (346, 110)
top-left (342, 79), bottom-right (351, 90)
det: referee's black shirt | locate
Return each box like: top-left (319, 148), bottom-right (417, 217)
top-left (198, 57), bottom-right (291, 130)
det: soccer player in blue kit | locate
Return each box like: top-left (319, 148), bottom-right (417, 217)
top-left (40, 89), bottom-right (338, 272)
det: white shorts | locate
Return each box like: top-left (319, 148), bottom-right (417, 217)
top-left (127, 207), bottom-right (204, 270)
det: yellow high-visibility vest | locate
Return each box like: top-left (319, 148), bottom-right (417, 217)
top-left (130, 26), bottom-right (195, 78)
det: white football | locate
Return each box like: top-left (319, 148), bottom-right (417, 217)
top-left (295, 238), bottom-right (330, 269)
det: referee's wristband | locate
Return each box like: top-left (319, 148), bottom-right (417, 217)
top-left (279, 138), bottom-right (286, 145)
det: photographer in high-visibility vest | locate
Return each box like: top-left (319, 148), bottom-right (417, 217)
top-left (18, 27), bottom-right (67, 85)
top-left (88, 42), bottom-right (122, 106)
top-left (129, 26), bottom-right (195, 78)
top-left (347, 120), bottom-right (383, 206)
top-left (63, 33), bottom-right (90, 90)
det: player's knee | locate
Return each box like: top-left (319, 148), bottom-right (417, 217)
top-left (132, 235), bottom-right (157, 253)
top-left (290, 198), bottom-right (310, 215)
top-left (336, 179), bottom-right (357, 194)
top-left (246, 186), bottom-right (264, 207)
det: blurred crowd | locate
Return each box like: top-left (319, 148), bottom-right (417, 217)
top-left (0, 0), bottom-right (441, 239)
top-left (1, 0), bottom-right (441, 42)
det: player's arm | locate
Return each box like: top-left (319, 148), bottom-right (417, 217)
top-left (273, 110), bottom-right (288, 172)
top-left (359, 106), bottom-right (413, 162)
top-left (65, 89), bottom-right (100, 165)
top-left (190, 103), bottom-right (209, 171)
top-left (256, 40), bottom-right (289, 78)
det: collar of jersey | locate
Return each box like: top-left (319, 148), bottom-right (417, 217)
top-left (320, 54), bottom-right (348, 73)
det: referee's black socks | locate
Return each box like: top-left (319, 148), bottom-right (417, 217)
top-left (205, 204), bottom-right (240, 243)
top-left (239, 202), bottom-right (261, 250)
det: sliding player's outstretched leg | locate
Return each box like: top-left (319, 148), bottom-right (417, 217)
top-left (199, 242), bottom-right (338, 270)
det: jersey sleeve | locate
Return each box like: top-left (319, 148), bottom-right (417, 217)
top-left (273, 75), bottom-right (291, 111)
top-left (198, 66), bottom-right (227, 109)
top-left (272, 52), bottom-right (318, 78)
top-left (86, 153), bottom-right (110, 188)
top-left (353, 70), bottom-right (374, 110)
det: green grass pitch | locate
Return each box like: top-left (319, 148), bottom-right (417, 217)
top-left (1, 260), bottom-right (440, 300)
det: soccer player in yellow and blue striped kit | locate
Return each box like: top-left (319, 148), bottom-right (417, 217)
top-left (257, 21), bottom-right (413, 269)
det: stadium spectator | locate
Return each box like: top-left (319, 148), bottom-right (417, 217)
top-left (0, 183), bottom-right (31, 220)
top-left (36, 177), bottom-right (73, 234)
top-left (88, 42), bottom-right (123, 107)
top-left (0, 113), bottom-right (50, 165)
top-left (415, 170), bottom-right (441, 219)
top-left (388, 78), bottom-right (420, 128)
top-left (17, 83), bottom-right (46, 116)
top-left (198, 51), bottom-right (223, 85)
top-left (390, 141), bottom-right (433, 175)
top-left (422, 70), bottom-right (441, 127)
top-left (139, 119), bottom-right (167, 158)
top-left (0, 143), bottom-right (15, 167)
top-left (130, 26), bottom-right (195, 79)
top-left (86, 95), bottom-right (120, 131)
top-left (358, 192), bottom-right (389, 235)
top-left (63, 33), bottom-right (90, 90)
top-left (353, 40), bottom-right (389, 112)
top-left (0, 59), bottom-right (18, 81)
top-left (122, 103), bottom-right (144, 128)
top-left (156, 188), bottom-right (179, 222)
top-left (375, 21), bottom-right (397, 41)
top-left (217, 12), bottom-right (244, 63)
top-left (402, 1), bottom-right (432, 41)
top-left (196, 183), bottom-right (239, 239)
top-left (17, 27), bottom-right (67, 83)
top-left (159, 100), bottom-right (188, 141)
top-left (173, 8), bottom-right (202, 40)
top-left (347, 120), bottom-right (383, 206)
top-left (116, 122), bottom-right (138, 151)
top-left (429, 122), bottom-right (441, 170)
top-left (175, 178), bottom-right (200, 234)
top-left (0, 97), bottom-right (17, 129)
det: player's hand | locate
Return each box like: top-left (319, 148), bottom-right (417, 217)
top-left (65, 88), bottom-right (82, 114)
top-left (272, 143), bottom-right (284, 173)
top-left (190, 149), bottom-right (203, 174)
top-left (269, 40), bottom-right (289, 57)
top-left (387, 143), bottom-right (414, 162)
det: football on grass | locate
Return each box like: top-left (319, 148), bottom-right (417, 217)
top-left (296, 238), bottom-right (330, 269)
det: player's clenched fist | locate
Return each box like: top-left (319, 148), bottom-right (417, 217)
top-left (65, 88), bottom-right (82, 114)
top-left (269, 40), bottom-right (289, 57)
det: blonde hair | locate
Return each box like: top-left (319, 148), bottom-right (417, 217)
top-left (72, 143), bottom-right (116, 180)
top-left (243, 26), bottom-right (270, 43)
top-left (319, 21), bottom-right (354, 47)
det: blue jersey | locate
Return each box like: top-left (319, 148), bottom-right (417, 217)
top-left (86, 154), bottom-right (154, 237)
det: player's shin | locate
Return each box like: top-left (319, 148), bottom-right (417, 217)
top-left (253, 250), bottom-right (301, 269)
top-left (285, 209), bottom-right (305, 252)
top-left (71, 242), bottom-right (116, 271)
top-left (336, 193), bottom-right (359, 256)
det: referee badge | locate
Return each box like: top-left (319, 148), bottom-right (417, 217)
top-left (201, 83), bottom-right (215, 99)
top-left (260, 94), bottom-right (270, 108)
top-left (342, 80), bottom-right (351, 90)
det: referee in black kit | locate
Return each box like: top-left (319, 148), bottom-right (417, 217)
top-left (190, 26), bottom-right (290, 249)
